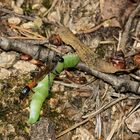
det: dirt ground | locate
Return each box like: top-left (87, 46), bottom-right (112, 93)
top-left (0, 0), bottom-right (140, 140)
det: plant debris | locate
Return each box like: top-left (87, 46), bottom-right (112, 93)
top-left (0, 0), bottom-right (140, 139)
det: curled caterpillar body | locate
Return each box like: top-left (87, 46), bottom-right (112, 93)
top-left (28, 54), bottom-right (80, 124)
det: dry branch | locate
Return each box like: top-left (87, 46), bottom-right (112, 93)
top-left (0, 37), bottom-right (55, 61)
top-left (77, 63), bottom-right (140, 95)
top-left (0, 36), bottom-right (140, 95)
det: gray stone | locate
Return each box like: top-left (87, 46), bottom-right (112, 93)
top-left (0, 52), bottom-right (17, 68)
top-left (13, 60), bottom-right (37, 74)
top-left (0, 68), bottom-right (12, 79)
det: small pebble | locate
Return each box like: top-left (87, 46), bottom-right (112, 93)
top-left (13, 60), bottom-right (37, 74)
top-left (13, 6), bottom-right (23, 14)
top-left (0, 68), bottom-right (12, 79)
top-left (0, 52), bottom-right (17, 68)
top-left (21, 22), bottom-right (34, 29)
top-left (8, 17), bottom-right (21, 25)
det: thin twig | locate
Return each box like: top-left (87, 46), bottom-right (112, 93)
top-left (77, 19), bottom-right (117, 34)
top-left (54, 80), bottom-right (79, 88)
top-left (10, 25), bottom-right (45, 39)
top-left (77, 20), bottom-right (109, 34)
top-left (82, 96), bottom-right (128, 119)
top-left (129, 73), bottom-right (140, 81)
top-left (0, 6), bottom-right (34, 21)
top-left (43, 0), bottom-right (59, 16)
top-left (119, 4), bottom-right (140, 52)
top-left (0, 6), bottom-right (56, 25)
top-left (106, 119), bottom-right (120, 140)
top-left (117, 31), bottom-right (122, 51)
top-left (99, 40), bottom-right (116, 45)
top-left (126, 102), bottom-right (140, 118)
top-left (8, 36), bottom-right (45, 40)
top-left (56, 96), bottom-right (128, 138)
top-left (76, 63), bottom-right (140, 95)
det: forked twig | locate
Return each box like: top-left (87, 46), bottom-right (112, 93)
top-left (77, 63), bottom-right (140, 95)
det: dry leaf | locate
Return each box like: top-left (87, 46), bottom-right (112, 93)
top-left (100, 0), bottom-right (137, 27)
top-left (110, 51), bottom-right (126, 69)
top-left (58, 27), bottom-right (126, 73)
top-left (74, 17), bottom-right (95, 32)
top-left (49, 34), bottom-right (63, 46)
top-left (133, 53), bottom-right (140, 68)
top-left (94, 59), bottom-right (123, 73)
top-left (72, 127), bottom-right (95, 140)
top-left (20, 54), bottom-right (32, 61)
top-left (30, 59), bottom-right (44, 66)
top-left (125, 109), bottom-right (140, 133)
top-left (47, 10), bottom-right (61, 23)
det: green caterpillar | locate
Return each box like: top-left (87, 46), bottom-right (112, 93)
top-left (28, 54), bottom-right (80, 124)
